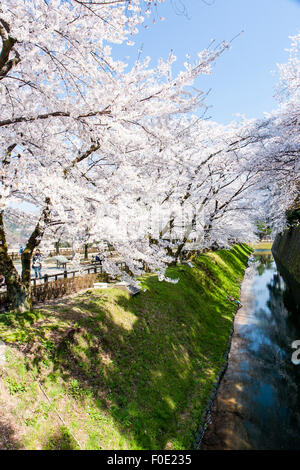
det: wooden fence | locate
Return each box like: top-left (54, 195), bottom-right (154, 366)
top-left (0, 264), bottom-right (109, 311)
top-left (31, 272), bottom-right (100, 303)
top-left (30, 264), bottom-right (103, 286)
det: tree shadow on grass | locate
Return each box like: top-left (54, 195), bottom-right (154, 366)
top-left (43, 263), bottom-right (237, 450)
top-left (0, 418), bottom-right (22, 450)
top-left (1, 246), bottom-right (249, 449)
top-left (43, 425), bottom-right (79, 450)
top-left (226, 245), bottom-right (252, 269)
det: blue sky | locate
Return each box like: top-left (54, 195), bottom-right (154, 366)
top-left (117, 0), bottom-right (300, 124)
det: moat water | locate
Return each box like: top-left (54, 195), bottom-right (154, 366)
top-left (201, 252), bottom-right (300, 450)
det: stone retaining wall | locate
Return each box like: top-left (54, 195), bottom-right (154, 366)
top-left (272, 226), bottom-right (300, 308)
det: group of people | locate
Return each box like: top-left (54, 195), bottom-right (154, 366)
top-left (92, 252), bottom-right (105, 265)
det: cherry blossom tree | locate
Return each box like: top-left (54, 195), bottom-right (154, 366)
top-left (143, 117), bottom-right (262, 259)
top-left (239, 33), bottom-right (300, 234)
top-left (0, 0), bottom-right (233, 311)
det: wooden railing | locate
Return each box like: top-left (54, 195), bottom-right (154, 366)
top-left (0, 267), bottom-right (103, 310)
top-left (31, 272), bottom-right (100, 304)
top-left (0, 261), bottom-right (127, 311)
top-left (30, 264), bottom-right (103, 286)
top-left (8, 246), bottom-right (102, 260)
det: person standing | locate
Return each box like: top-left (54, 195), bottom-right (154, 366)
top-left (0, 275), bottom-right (5, 289)
top-left (32, 249), bottom-right (43, 279)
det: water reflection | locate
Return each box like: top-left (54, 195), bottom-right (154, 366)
top-left (254, 253), bottom-right (273, 276)
top-left (202, 253), bottom-right (300, 450)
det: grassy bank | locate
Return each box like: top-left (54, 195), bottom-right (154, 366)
top-left (251, 241), bottom-right (273, 250)
top-left (0, 244), bottom-right (252, 450)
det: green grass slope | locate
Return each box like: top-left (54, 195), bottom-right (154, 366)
top-left (0, 244), bottom-right (252, 450)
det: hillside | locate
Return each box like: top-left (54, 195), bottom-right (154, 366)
top-left (4, 218), bottom-right (34, 248)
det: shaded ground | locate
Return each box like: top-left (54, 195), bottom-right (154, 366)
top-left (0, 244), bottom-right (251, 450)
top-left (0, 417), bottom-right (23, 450)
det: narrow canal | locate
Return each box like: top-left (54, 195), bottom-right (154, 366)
top-left (201, 252), bottom-right (300, 450)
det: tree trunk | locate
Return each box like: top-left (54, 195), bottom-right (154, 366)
top-left (6, 282), bottom-right (32, 312)
top-left (172, 214), bottom-right (197, 265)
top-left (0, 210), bottom-right (32, 312)
top-left (203, 223), bottom-right (212, 244)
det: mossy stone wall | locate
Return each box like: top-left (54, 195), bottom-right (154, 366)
top-left (272, 227), bottom-right (300, 308)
